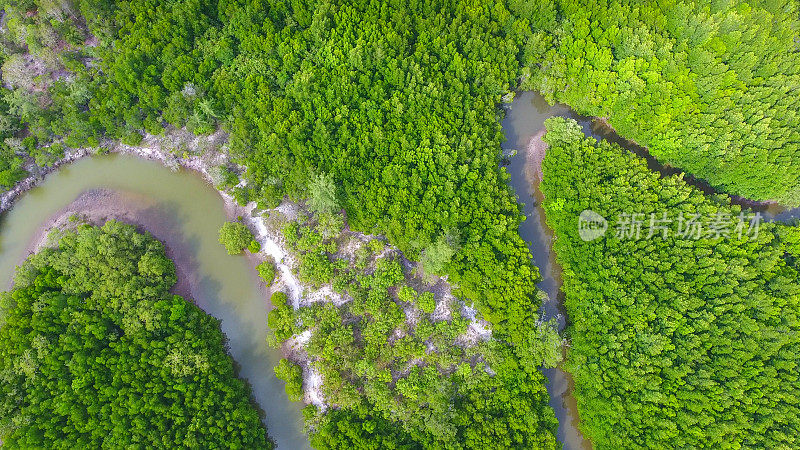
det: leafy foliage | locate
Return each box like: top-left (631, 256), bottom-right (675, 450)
top-left (527, 0), bottom-right (800, 204)
top-left (540, 117), bottom-right (800, 449)
top-left (257, 259), bottom-right (277, 286)
top-left (0, 0), bottom-right (549, 353)
top-left (218, 221), bottom-right (255, 255)
top-left (307, 173), bottom-right (339, 215)
top-left (269, 212), bottom-right (560, 449)
top-left (208, 0), bottom-right (545, 347)
top-left (419, 237), bottom-right (456, 277)
top-left (274, 359), bottom-right (304, 402)
top-left (0, 221), bottom-right (272, 448)
top-left (0, 94), bottom-right (25, 188)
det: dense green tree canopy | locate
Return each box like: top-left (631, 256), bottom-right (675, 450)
top-left (2, 1), bottom-right (800, 447)
top-left (3, 0), bottom-right (800, 348)
top-left (206, 0), bottom-right (548, 348)
top-left (0, 221), bottom-right (272, 448)
top-left (528, 0), bottom-right (800, 204)
top-left (0, 0), bottom-right (549, 348)
top-left (269, 212), bottom-right (560, 449)
top-left (541, 117), bottom-right (800, 449)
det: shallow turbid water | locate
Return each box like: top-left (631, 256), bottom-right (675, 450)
top-left (501, 91), bottom-right (592, 450)
top-left (0, 154), bottom-right (310, 450)
top-left (1, 95), bottom-right (796, 450)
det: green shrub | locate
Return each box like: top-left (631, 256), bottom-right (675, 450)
top-left (274, 359), bottom-right (304, 402)
top-left (257, 259), bottom-right (277, 286)
top-left (417, 292), bottom-right (436, 314)
top-left (218, 221), bottom-right (253, 255)
top-left (121, 130), bottom-right (143, 146)
top-left (397, 285), bottom-right (417, 304)
top-left (271, 291), bottom-right (288, 307)
top-left (267, 293), bottom-right (296, 344)
top-left (307, 173), bottom-right (339, 214)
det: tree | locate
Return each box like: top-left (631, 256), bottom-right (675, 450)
top-left (529, 0), bottom-right (800, 205)
top-left (419, 237), bottom-right (455, 276)
top-left (274, 359), bottom-right (304, 402)
top-left (541, 118), bottom-right (800, 449)
top-left (308, 173), bottom-right (339, 214)
top-left (218, 221), bottom-right (254, 255)
top-left (0, 221), bottom-right (273, 448)
top-left (417, 292), bottom-right (436, 314)
top-left (267, 208), bottom-right (559, 448)
top-left (257, 259), bottom-right (277, 286)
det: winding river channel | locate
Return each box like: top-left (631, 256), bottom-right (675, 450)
top-left (501, 92), bottom-right (591, 450)
top-left (1, 92), bottom-right (798, 450)
top-left (501, 92), bottom-right (800, 450)
top-left (0, 155), bottom-right (311, 450)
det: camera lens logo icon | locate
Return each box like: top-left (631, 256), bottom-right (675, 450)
top-left (578, 210), bottom-right (608, 241)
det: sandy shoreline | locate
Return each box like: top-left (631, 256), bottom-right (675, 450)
top-left (0, 128), bottom-right (228, 214)
top-left (4, 128), bottom-right (233, 298)
top-left (1, 126), bottom-right (502, 422)
top-left (0, 148), bottom-right (92, 213)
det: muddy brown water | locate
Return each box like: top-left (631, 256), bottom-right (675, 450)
top-left (0, 155), bottom-right (310, 450)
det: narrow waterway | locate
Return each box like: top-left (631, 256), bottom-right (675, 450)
top-left (1, 95), bottom-right (797, 450)
top-left (0, 155), bottom-right (311, 450)
top-left (501, 91), bottom-right (591, 450)
top-left (583, 120), bottom-right (800, 222)
top-left (501, 92), bottom-right (800, 450)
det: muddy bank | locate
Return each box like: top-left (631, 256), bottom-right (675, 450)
top-left (501, 91), bottom-right (592, 450)
top-left (1, 148), bottom-right (91, 213)
top-left (7, 127), bottom-right (232, 295)
top-left (523, 133), bottom-right (592, 450)
top-left (23, 189), bottom-right (202, 298)
top-left (1, 128), bottom-right (228, 214)
top-left (504, 92), bottom-right (800, 450)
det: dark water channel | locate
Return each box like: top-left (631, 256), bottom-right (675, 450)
top-left (500, 91), bottom-right (799, 450)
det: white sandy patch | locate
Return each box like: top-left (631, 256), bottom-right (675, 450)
top-left (0, 126), bottom-right (493, 413)
top-left (335, 234), bottom-right (368, 261)
top-left (275, 202), bottom-right (300, 222)
top-left (294, 330), bottom-right (312, 346)
top-left (403, 304), bottom-right (421, 327)
top-left (431, 292), bottom-right (454, 322)
top-left (302, 285), bottom-right (347, 307)
top-left (242, 204), bottom-right (306, 307)
top-left (454, 300), bottom-right (493, 345)
top-left (460, 303), bottom-right (478, 321)
top-left (466, 320), bottom-right (492, 341)
top-left (304, 366), bottom-right (326, 410)
top-left (425, 341), bottom-right (437, 354)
